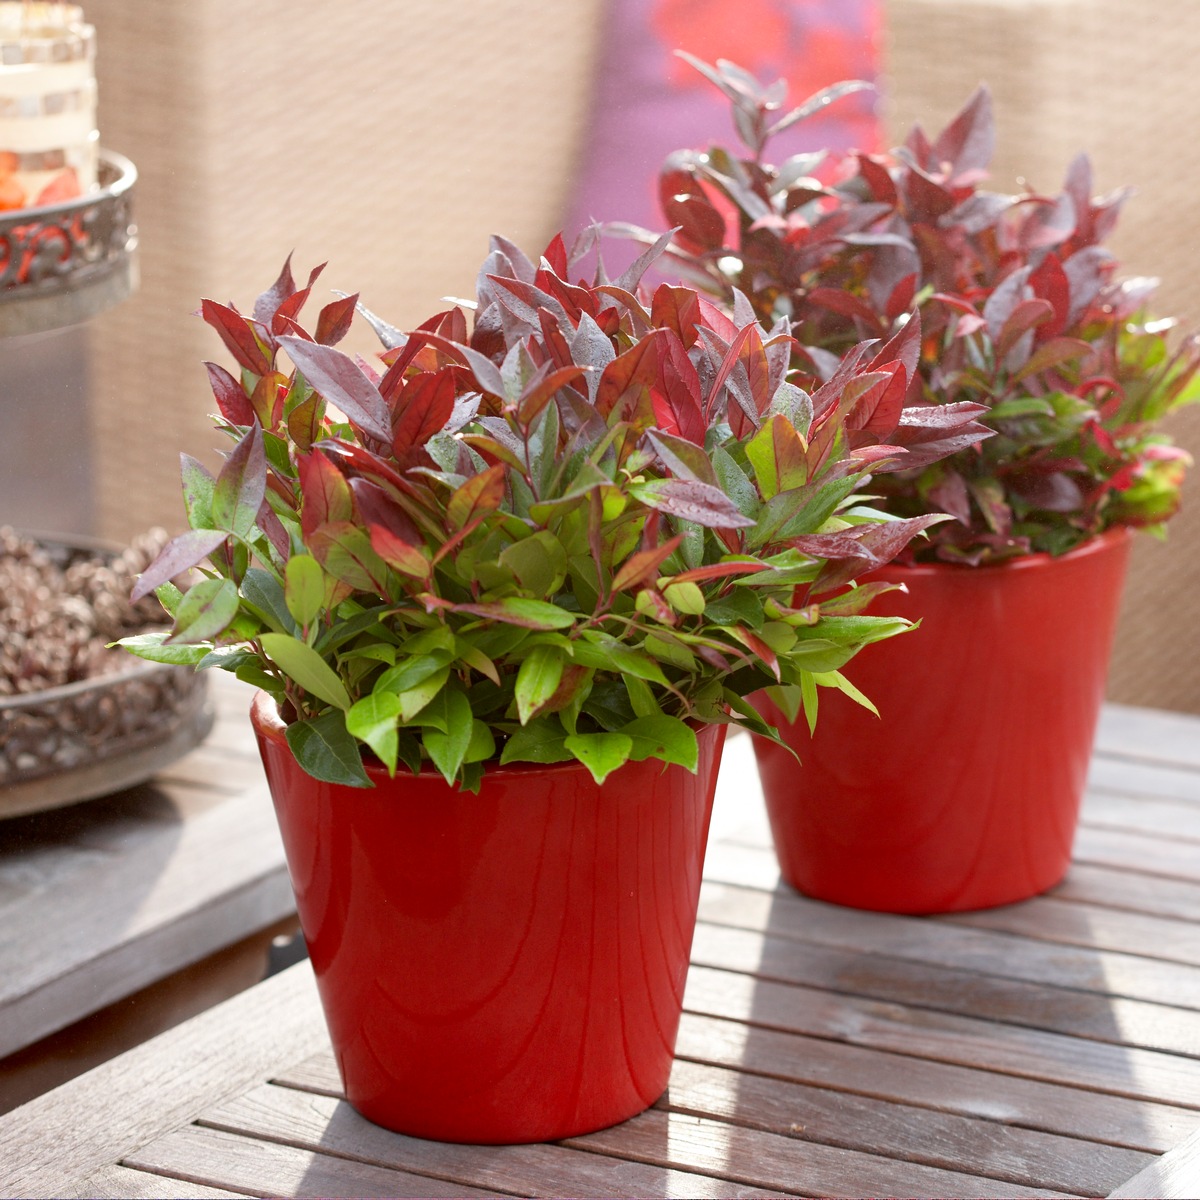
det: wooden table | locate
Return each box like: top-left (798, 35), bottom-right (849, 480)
top-left (0, 671), bottom-right (295, 1110)
top-left (2, 702), bottom-right (1200, 1198)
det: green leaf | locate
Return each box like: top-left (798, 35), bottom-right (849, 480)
top-left (346, 689), bottom-right (403, 774)
top-left (169, 578), bottom-right (240, 644)
top-left (114, 631), bottom-right (210, 666)
top-left (515, 644), bottom-right (566, 725)
top-left (241, 567), bottom-right (295, 635)
top-left (259, 632), bottom-right (352, 710)
top-left (285, 554), bottom-right (326, 629)
top-left (154, 581), bottom-right (185, 618)
top-left (180, 454), bottom-right (215, 530)
top-left (455, 597), bottom-right (577, 630)
top-left (286, 710), bottom-right (372, 787)
top-left (500, 720), bottom-right (573, 765)
top-left (464, 719), bottom-right (496, 764)
top-left (563, 732), bottom-right (634, 785)
top-left (421, 687), bottom-right (475, 783)
top-left (395, 667), bottom-right (451, 723)
top-left (620, 714), bottom-right (698, 771)
top-left (377, 650), bottom-right (453, 695)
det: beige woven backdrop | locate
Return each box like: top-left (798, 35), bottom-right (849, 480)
top-left (83, 0), bottom-right (1199, 713)
top-left (85, 0), bottom-right (604, 540)
top-left (882, 0), bottom-right (1200, 712)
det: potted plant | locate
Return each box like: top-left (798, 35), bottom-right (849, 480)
top-left (119, 231), bottom-right (984, 1141)
top-left (648, 57), bottom-right (1200, 912)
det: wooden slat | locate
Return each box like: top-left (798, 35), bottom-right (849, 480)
top-left (694, 876), bottom-right (1200, 1010)
top-left (691, 909), bottom-right (1200, 1058)
top-left (1095, 704), bottom-right (1200, 770)
top-left (126, 1125), bottom-right (503, 1200)
top-left (0, 779), bottom-right (293, 1056)
top-left (659, 1057), bottom-right (1151, 1197)
top-left (672, 1008), bottom-right (1200, 1153)
top-left (1074, 825), bottom-right (1200, 883)
top-left (1047, 863), bottom-right (1200, 922)
top-left (1110, 1125), bottom-right (1200, 1198)
top-left (943, 893), bottom-right (1200, 965)
top-left (684, 962), bottom-right (1200, 1110)
top-left (202, 1083), bottom-right (769, 1199)
top-left (0, 963), bottom-right (327, 1198)
top-left (566, 1106), bottom-right (1081, 1199)
top-left (60, 1164), bottom-right (242, 1199)
top-left (1086, 759), bottom-right (1200, 808)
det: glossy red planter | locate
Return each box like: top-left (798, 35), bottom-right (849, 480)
top-left (752, 528), bottom-right (1132, 913)
top-left (252, 693), bottom-right (726, 1144)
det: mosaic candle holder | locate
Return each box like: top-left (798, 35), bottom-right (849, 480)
top-left (0, 2), bottom-right (97, 213)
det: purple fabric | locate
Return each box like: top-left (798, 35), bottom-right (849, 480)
top-left (561, 0), bottom-right (882, 264)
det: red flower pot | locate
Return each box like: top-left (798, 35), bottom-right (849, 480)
top-left (252, 692), bottom-right (726, 1143)
top-left (752, 528), bottom-right (1132, 913)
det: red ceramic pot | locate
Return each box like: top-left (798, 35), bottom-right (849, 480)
top-left (752, 528), bottom-right (1132, 914)
top-left (252, 693), bottom-right (726, 1144)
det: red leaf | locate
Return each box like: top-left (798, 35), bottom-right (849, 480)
top-left (315, 293), bottom-right (359, 346)
top-left (596, 333), bottom-right (663, 420)
top-left (542, 232), bottom-right (569, 278)
top-left (1028, 253), bottom-right (1070, 341)
top-left (611, 534), bottom-right (684, 594)
top-left (653, 332), bottom-right (706, 445)
top-left (204, 361), bottom-right (255, 426)
top-left (201, 299), bottom-right (271, 375)
top-left (393, 372), bottom-right (457, 453)
top-left (651, 284), bottom-right (703, 349)
top-left (298, 450), bottom-right (353, 540)
top-left (670, 561), bottom-right (770, 584)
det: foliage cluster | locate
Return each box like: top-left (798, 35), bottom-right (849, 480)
top-left (650, 56), bottom-right (1200, 562)
top-left (121, 235), bottom-right (985, 787)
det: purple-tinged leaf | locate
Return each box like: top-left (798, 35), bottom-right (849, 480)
top-left (279, 335), bottom-right (391, 443)
top-left (257, 499), bottom-right (291, 561)
top-left (252, 254), bottom-right (297, 325)
top-left (212, 424), bottom-right (267, 539)
top-left (930, 85), bottom-right (993, 181)
top-left (647, 429), bottom-right (719, 488)
top-left (629, 478), bottom-right (756, 529)
top-left (131, 528), bottom-right (228, 602)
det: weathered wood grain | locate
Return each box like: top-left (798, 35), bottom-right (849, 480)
top-left (566, 1106), bottom-right (1081, 1199)
top-left (126, 1124), bottom-right (502, 1200)
top-left (1095, 704), bottom-right (1200, 769)
top-left (202, 1083), bottom-right (775, 1199)
top-left (59, 1163), bottom-right (242, 1199)
top-left (0, 963), bottom-right (327, 1198)
top-left (674, 1007), bottom-right (1199, 1155)
top-left (659, 1057), bottom-right (1151, 1197)
top-left (0, 671), bottom-right (292, 1057)
top-left (693, 880), bottom-right (1200, 1011)
top-left (684, 948), bottom-right (1200, 1107)
top-left (1109, 1125), bottom-right (1200, 1198)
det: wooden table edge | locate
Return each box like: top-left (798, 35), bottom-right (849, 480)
top-left (0, 962), bottom-right (325, 1198)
